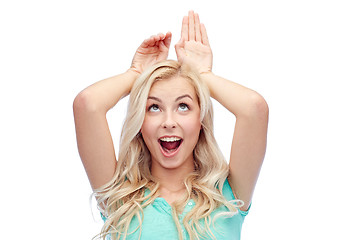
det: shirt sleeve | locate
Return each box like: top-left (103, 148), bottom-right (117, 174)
top-left (222, 178), bottom-right (250, 216)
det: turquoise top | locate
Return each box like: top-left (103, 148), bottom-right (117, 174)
top-left (101, 179), bottom-right (249, 240)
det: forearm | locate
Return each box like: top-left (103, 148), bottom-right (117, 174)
top-left (201, 72), bottom-right (267, 118)
top-left (75, 69), bottom-right (139, 114)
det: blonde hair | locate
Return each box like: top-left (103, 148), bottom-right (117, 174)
top-left (94, 60), bottom-right (243, 240)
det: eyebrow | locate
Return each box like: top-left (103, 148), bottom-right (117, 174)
top-left (147, 94), bottom-right (193, 102)
top-left (175, 94), bottom-right (193, 101)
top-left (147, 96), bottom-right (162, 102)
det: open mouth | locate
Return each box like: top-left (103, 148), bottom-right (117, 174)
top-left (159, 137), bottom-right (183, 154)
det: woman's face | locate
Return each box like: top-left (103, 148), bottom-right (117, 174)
top-left (141, 76), bottom-right (201, 173)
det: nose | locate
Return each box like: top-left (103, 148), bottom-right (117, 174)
top-left (161, 111), bottom-right (177, 129)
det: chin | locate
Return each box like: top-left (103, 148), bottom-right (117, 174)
top-left (153, 152), bottom-right (194, 171)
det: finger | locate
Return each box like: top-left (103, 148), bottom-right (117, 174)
top-left (194, 13), bottom-right (201, 42)
top-left (200, 23), bottom-right (210, 46)
top-left (165, 31), bottom-right (172, 39)
top-left (174, 37), bottom-right (184, 58)
top-left (181, 16), bottom-right (188, 41)
top-left (154, 35), bottom-right (163, 47)
top-left (163, 32), bottom-right (172, 49)
top-left (147, 36), bottom-right (158, 47)
top-left (151, 34), bottom-right (164, 47)
top-left (174, 41), bottom-right (186, 62)
top-left (157, 32), bottom-right (165, 40)
top-left (188, 10), bottom-right (195, 41)
top-left (141, 38), bottom-right (151, 48)
top-left (140, 33), bottom-right (163, 49)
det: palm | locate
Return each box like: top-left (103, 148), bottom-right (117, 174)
top-left (131, 32), bottom-right (172, 74)
top-left (175, 11), bottom-right (213, 74)
top-left (179, 41), bottom-right (212, 73)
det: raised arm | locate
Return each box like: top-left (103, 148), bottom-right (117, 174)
top-left (73, 32), bottom-right (172, 190)
top-left (175, 11), bottom-right (268, 210)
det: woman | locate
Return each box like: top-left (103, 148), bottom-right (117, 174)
top-left (73, 11), bottom-right (268, 240)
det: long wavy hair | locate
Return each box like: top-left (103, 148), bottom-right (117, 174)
top-left (94, 60), bottom-right (243, 240)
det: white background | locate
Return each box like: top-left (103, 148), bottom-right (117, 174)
top-left (1, 0), bottom-right (343, 239)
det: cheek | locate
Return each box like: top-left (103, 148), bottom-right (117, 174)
top-left (141, 120), bottom-right (151, 138)
top-left (182, 115), bottom-right (202, 138)
top-left (141, 116), bottom-right (158, 143)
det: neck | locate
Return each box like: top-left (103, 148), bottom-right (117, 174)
top-left (151, 163), bottom-right (194, 193)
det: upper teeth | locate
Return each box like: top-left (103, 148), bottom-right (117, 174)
top-left (160, 137), bottom-right (181, 142)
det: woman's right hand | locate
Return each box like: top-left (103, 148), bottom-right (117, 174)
top-left (73, 34), bottom-right (173, 190)
top-left (130, 32), bottom-right (172, 75)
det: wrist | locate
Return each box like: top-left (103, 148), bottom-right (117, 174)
top-left (199, 71), bottom-right (218, 98)
top-left (127, 68), bottom-right (141, 79)
top-left (200, 71), bottom-right (214, 86)
top-left (121, 69), bottom-right (140, 96)
top-left (200, 71), bottom-right (213, 77)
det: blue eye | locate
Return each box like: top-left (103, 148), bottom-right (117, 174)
top-left (178, 103), bottom-right (189, 112)
top-left (148, 104), bottom-right (160, 112)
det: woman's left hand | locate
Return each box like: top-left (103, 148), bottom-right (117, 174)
top-left (175, 11), bottom-right (213, 74)
top-left (131, 32), bottom-right (172, 75)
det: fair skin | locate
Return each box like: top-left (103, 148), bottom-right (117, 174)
top-left (73, 32), bottom-right (171, 190)
top-left (73, 11), bottom-right (268, 210)
top-left (175, 11), bottom-right (269, 210)
top-left (141, 76), bottom-right (201, 203)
